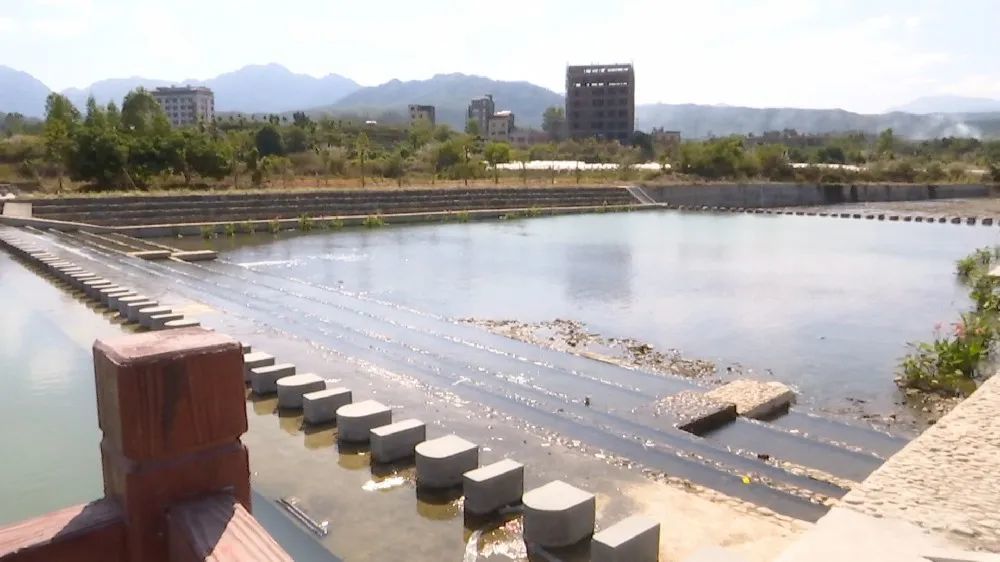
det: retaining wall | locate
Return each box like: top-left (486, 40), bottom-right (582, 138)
top-left (641, 183), bottom-right (996, 208)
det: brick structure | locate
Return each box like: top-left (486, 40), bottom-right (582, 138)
top-left (566, 64), bottom-right (635, 142)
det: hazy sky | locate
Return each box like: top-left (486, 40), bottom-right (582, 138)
top-left (2, 0), bottom-right (998, 113)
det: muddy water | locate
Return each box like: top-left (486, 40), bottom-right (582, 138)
top-left (173, 210), bottom-right (1000, 425)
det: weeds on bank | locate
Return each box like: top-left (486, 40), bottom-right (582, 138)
top-left (327, 218), bottom-right (345, 229)
top-left (362, 214), bottom-right (385, 228)
top-left (268, 219), bottom-right (281, 234)
top-left (298, 214), bottom-right (315, 232)
top-left (200, 225), bottom-right (215, 239)
top-left (223, 223), bottom-right (237, 237)
top-left (900, 246), bottom-right (1000, 396)
top-left (240, 221), bottom-right (256, 235)
top-left (454, 211), bottom-right (471, 223)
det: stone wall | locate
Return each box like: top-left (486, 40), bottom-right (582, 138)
top-left (641, 183), bottom-right (995, 208)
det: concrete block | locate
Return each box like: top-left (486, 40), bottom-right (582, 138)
top-left (149, 312), bottom-right (183, 329)
top-left (415, 434), bottom-right (478, 488)
top-left (370, 418), bottom-right (425, 463)
top-left (116, 295), bottom-right (150, 316)
top-left (864, 215), bottom-right (874, 220)
top-left (124, 300), bottom-right (158, 323)
top-left (249, 363), bottom-right (295, 394)
top-left (983, 217), bottom-right (995, 226)
top-left (137, 306), bottom-right (172, 328)
top-left (951, 217), bottom-right (961, 224)
top-left (889, 215), bottom-right (899, 221)
top-left (642, 390), bottom-right (737, 435)
top-left (704, 379), bottom-right (796, 419)
top-left (463, 459), bottom-right (524, 515)
top-left (98, 287), bottom-right (128, 305)
top-left (839, 213), bottom-right (850, 218)
top-left (163, 318), bottom-right (200, 330)
top-left (522, 480), bottom-right (596, 548)
top-left (903, 216), bottom-right (913, 222)
top-left (241, 342), bottom-right (251, 353)
top-left (276, 373), bottom-right (326, 409)
top-left (303, 387), bottom-right (352, 425)
top-left (129, 250), bottom-right (171, 260)
top-left (336, 400), bottom-right (392, 443)
top-left (967, 216), bottom-right (977, 225)
top-left (171, 250), bottom-right (218, 262)
top-left (938, 216), bottom-right (947, 223)
top-left (243, 352), bottom-right (276, 382)
top-left (592, 515), bottom-right (660, 562)
top-left (914, 216), bottom-right (924, 222)
top-left (83, 280), bottom-right (113, 298)
top-left (105, 290), bottom-right (137, 309)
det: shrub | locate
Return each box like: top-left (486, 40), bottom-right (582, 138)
top-left (268, 219), bottom-right (281, 234)
top-left (327, 218), bottom-right (345, 229)
top-left (200, 225), bottom-right (215, 239)
top-left (900, 315), bottom-right (990, 396)
top-left (298, 214), bottom-right (314, 232)
top-left (454, 211), bottom-right (471, 223)
top-left (362, 214), bottom-right (385, 228)
top-left (223, 223), bottom-right (237, 237)
top-left (240, 221), bottom-right (255, 235)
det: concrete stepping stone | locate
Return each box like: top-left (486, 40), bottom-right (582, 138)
top-left (336, 400), bottom-right (392, 443)
top-left (241, 342), bottom-right (251, 353)
top-left (171, 250), bottom-right (218, 262)
top-left (163, 318), bottom-right (200, 329)
top-left (303, 387), bottom-right (352, 425)
top-left (83, 280), bottom-right (113, 298)
top-left (137, 306), bottom-right (172, 328)
top-left (243, 352), bottom-right (276, 383)
top-left (370, 418), bottom-right (425, 463)
top-left (523, 480), bottom-right (596, 548)
top-left (149, 313), bottom-right (183, 329)
top-left (704, 379), bottom-right (796, 419)
top-left (124, 300), bottom-right (158, 323)
top-left (591, 515), bottom-right (660, 562)
top-left (415, 434), bottom-right (479, 489)
top-left (641, 390), bottom-right (737, 435)
top-left (463, 459), bottom-right (524, 515)
top-left (250, 363), bottom-right (295, 394)
top-left (106, 290), bottom-right (137, 309)
top-left (116, 295), bottom-right (150, 315)
top-left (98, 287), bottom-right (129, 306)
top-left (129, 250), bottom-right (171, 260)
top-left (276, 373), bottom-right (326, 409)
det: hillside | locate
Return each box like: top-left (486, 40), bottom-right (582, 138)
top-left (317, 73), bottom-right (564, 129)
top-left (0, 66), bottom-right (51, 117)
top-left (891, 95), bottom-right (1000, 115)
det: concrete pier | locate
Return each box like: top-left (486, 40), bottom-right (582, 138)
top-left (463, 459), bottom-right (525, 516)
top-left (243, 352), bottom-right (276, 383)
top-left (149, 312), bottom-right (183, 329)
top-left (105, 290), bottom-right (138, 309)
top-left (415, 434), bottom-right (479, 489)
top-left (336, 400), bottom-right (392, 443)
top-left (124, 300), bottom-right (158, 322)
top-left (370, 418), bottom-right (426, 463)
top-left (302, 387), bottom-right (352, 425)
top-left (116, 295), bottom-right (150, 316)
top-left (137, 306), bottom-right (172, 328)
top-left (523, 480), bottom-right (596, 548)
top-left (249, 363), bottom-right (295, 395)
top-left (591, 516), bottom-right (661, 562)
top-left (275, 374), bottom-right (326, 409)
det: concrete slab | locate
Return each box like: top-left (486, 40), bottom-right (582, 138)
top-left (522, 480), bottom-right (596, 548)
top-left (171, 250), bottom-right (218, 262)
top-left (642, 391), bottom-right (737, 435)
top-left (704, 379), bottom-right (796, 419)
top-left (105, 290), bottom-right (137, 308)
top-left (463, 459), bottom-right (524, 516)
top-left (370, 418), bottom-right (426, 463)
top-left (303, 387), bottom-right (352, 425)
top-left (137, 306), bottom-right (172, 328)
top-left (124, 300), bottom-right (158, 323)
top-left (250, 363), bottom-right (295, 395)
top-left (415, 434), bottom-right (479, 489)
top-left (241, 341), bottom-right (251, 353)
top-left (128, 250), bottom-right (171, 260)
top-left (276, 373), bottom-right (326, 409)
top-left (115, 295), bottom-right (150, 315)
top-left (163, 318), bottom-right (200, 329)
top-left (148, 312), bottom-right (183, 329)
top-left (82, 280), bottom-right (113, 298)
top-left (591, 515), bottom-right (660, 562)
top-left (243, 352), bottom-right (276, 383)
top-left (336, 400), bottom-right (392, 443)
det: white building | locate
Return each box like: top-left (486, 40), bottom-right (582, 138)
top-left (487, 110), bottom-right (515, 142)
top-left (152, 86), bottom-right (215, 127)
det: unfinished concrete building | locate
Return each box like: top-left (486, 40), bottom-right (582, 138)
top-left (565, 64), bottom-right (635, 142)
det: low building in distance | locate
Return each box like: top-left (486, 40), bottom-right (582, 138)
top-left (487, 110), bottom-right (515, 142)
top-left (508, 128), bottom-right (548, 146)
top-left (151, 86), bottom-right (215, 127)
top-left (565, 63), bottom-right (635, 142)
top-left (467, 94), bottom-right (495, 135)
top-left (408, 104), bottom-right (436, 128)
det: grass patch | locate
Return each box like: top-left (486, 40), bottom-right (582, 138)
top-left (455, 211), bottom-right (471, 223)
top-left (240, 221), bottom-right (256, 235)
top-left (362, 214), bottom-right (386, 228)
top-left (298, 214), bottom-right (315, 232)
top-left (223, 223), bottom-right (237, 237)
top-left (200, 225), bottom-right (215, 239)
top-left (268, 219), bottom-right (281, 234)
top-left (327, 217), bottom-right (345, 229)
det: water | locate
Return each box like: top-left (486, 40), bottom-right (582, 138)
top-left (190, 210), bottom-right (1000, 418)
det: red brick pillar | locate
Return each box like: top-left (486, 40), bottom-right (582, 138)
top-left (93, 327), bottom-right (249, 562)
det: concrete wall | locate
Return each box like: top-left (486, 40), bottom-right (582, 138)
top-left (641, 183), bottom-right (996, 208)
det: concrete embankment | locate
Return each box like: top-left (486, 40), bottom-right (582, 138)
top-left (641, 183), bottom-right (996, 208)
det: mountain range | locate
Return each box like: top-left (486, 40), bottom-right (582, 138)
top-left (3, 63), bottom-right (1000, 139)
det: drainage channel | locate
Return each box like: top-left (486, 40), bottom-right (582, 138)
top-left (31, 228), bottom-right (882, 520)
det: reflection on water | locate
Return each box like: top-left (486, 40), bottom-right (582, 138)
top-left (303, 423), bottom-right (338, 450)
top-left (189, 211), bottom-right (1000, 416)
top-left (416, 487), bottom-right (464, 521)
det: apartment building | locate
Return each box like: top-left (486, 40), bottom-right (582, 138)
top-left (565, 64), bottom-right (635, 141)
top-left (151, 86), bottom-right (215, 127)
top-left (408, 104), bottom-right (436, 127)
top-left (467, 95), bottom-right (495, 135)
top-left (487, 111), bottom-right (515, 142)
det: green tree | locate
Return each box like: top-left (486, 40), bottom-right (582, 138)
top-left (355, 132), bottom-right (370, 187)
top-left (43, 93), bottom-right (81, 190)
top-left (465, 119), bottom-right (480, 137)
top-left (511, 148), bottom-right (530, 184)
top-left (284, 126), bottom-right (310, 153)
top-left (876, 128), bottom-right (896, 160)
top-left (484, 141), bottom-right (512, 184)
top-left (292, 111), bottom-right (312, 128)
top-left (630, 131), bottom-right (654, 161)
top-left (120, 88), bottom-right (170, 137)
top-left (755, 144), bottom-right (793, 180)
top-left (542, 106), bottom-right (566, 141)
top-left (255, 125), bottom-right (285, 157)
top-left (432, 125), bottom-right (453, 143)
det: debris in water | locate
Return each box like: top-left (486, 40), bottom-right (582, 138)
top-left (584, 396), bottom-right (591, 406)
top-left (362, 476), bottom-right (407, 491)
top-left (741, 475), bottom-right (752, 485)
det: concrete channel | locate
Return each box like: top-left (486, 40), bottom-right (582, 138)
top-left (2, 225), bottom-right (907, 526)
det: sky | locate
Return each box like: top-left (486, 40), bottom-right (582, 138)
top-left (1, 0), bottom-right (999, 113)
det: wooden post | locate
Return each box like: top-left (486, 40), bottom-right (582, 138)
top-left (93, 327), bottom-right (250, 562)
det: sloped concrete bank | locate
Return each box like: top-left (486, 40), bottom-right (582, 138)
top-left (641, 183), bottom-right (995, 209)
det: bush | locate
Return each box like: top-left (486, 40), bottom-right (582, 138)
top-left (327, 218), bottom-right (345, 229)
top-left (223, 223), bottom-right (236, 237)
top-left (200, 225), bottom-right (215, 239)
top-left (900, 315), bottom-right (990, 396)
top-left (240, 221), bottom-right (255, 235)
top-left (362, 214), bottom-right (385, 228)
top-left (298, 214), bottom-right (314, 232)
top-left (268, 219), bottom-right (281, 234)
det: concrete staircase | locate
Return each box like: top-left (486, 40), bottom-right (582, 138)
top-left (24, 187), bottom-right (637, 226)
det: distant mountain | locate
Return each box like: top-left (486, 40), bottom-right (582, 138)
top-left (0, 66), bottom-right (51, 117)
top-left (60, 64), bottom-right (360, 114)
top-left (316, 73), bottom-right (565, 128)
top-left (891, 95), bottom-right (1000, 115)
top-left (635, 103), bottom-right (998, 139)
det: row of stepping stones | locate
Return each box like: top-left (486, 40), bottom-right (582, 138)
top-left (671, 205), bottom-right (997, 225)
top-left (0, 234), bottom-right (201, 332)
top-left (243, 345), bottom-right (663, 561)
